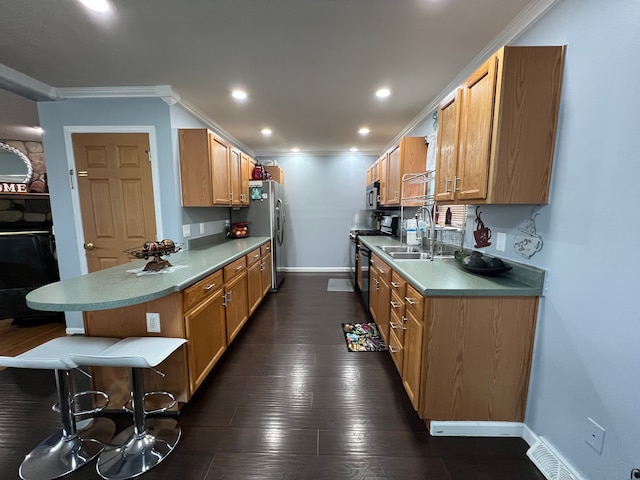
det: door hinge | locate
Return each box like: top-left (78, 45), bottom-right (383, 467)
top-left (145, 150), bottom-right (151, 162)
top-left (69, 169), bottom-right (74, 189)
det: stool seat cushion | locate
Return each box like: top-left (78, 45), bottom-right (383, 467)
top-left (70, 337), bottom-right (187, 369)
top-left (0, 336), bottom-right (120, 370)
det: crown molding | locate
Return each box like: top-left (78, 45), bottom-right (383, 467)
top-left (57, 85), bottom-right (181, 105)
top-left (0, 63), bottom-right (60, 101)
top-left (383, 0), bottom-right (562, 154)
top-left (255, 150), bottom-right (378, 158)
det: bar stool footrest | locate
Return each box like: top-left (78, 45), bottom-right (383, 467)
top-left (122, 390), bottom-right (177, 416)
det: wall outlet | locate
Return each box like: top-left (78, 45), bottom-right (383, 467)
top-left (585, 417), bottom-right (605, 454)
top-left (496, 232), bottom-right (506, 252)
top-left (199, 223), bottom-right (205, 234)
top-left (146, 312), bottom-right (161, 333)
top-left (183, 224), bottom-right (191, 237)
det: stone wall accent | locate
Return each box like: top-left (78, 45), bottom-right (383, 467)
top-left (0, 197), bottom-right (52, 226)
top-left (1, 139), bottom-right (47, 193)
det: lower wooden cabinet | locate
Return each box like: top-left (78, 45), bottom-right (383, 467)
top-left (402, 284), bottom-right (424, 411)
top-left (224, 269), bottom-right (248, 345)
top-left (184, 284), bottom-right (226, 393)
top-left (247, 260), bottom-right (262, 314)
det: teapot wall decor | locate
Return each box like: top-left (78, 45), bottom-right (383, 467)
top-left (0, 142), bottom-right (33, 193)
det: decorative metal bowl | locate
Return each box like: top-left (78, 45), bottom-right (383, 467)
top-left (124, 239), bottom-right (182, 271)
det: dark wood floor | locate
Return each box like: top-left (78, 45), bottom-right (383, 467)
top-left (0, 274), bottom-right (544, 480)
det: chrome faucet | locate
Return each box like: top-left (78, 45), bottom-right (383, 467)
top-left (414, 206), bottom-right (436, 260)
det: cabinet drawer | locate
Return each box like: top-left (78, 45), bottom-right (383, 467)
top-left (224, 256), bottom-right (247, 282)
top-left (390, 308), bottom-right (405, 345)
top-left (390, 271), bottom-right (406, 297)
top-left (246, 247), bottom-right (262, 266)
top-left (371, 254), bottom-right (391, 283)
top-left (405, 284), bottom-right (424, 320)
top-left (260, 242), bottom-right (271, 256)
top-left (390, 290), bottom-right (405, 317)
top-left (183, 270), bottom-right (223, 313)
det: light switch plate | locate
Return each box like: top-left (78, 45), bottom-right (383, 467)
top-left (183, 224), bottom-right (191, 237)
top-left (496, 232), bottom-right (506, 252)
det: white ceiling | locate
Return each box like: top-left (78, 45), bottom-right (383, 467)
top-left (0, 0), bottom-right (546, 155)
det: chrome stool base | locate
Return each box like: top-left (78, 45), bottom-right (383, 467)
top-left (20, 418), bottom-right (116, 480)
top-left (96, 418), bottom-right (181, 480)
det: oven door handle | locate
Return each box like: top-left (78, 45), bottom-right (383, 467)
top-left (359, 247), bottom-right (370, 258)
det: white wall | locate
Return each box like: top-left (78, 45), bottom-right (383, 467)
top-left (257, 154), bottom-right (376, 270)
top-left (404, 1), bottom-right (640, 478)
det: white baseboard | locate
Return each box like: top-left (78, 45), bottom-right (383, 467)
top-left (283, 267), bottom-right (350, 273)
top-left (522, 424), bottom-right (539, 446)
top-left (429, 421), bottom-right (525, 437)
top-left (65, 327), bottom-right (86, 335)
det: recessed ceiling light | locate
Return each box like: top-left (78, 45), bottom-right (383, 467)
top-left (78, 0), bottom-right (113, 13)
top-left (358, 127), bottom-right (370, 135)
top-left (232, 90), bottom-right (248, 101)
top-left (375, 88), bottom-right (391, 98)
top-left (261, 128), bottom-right (272, 136)
top-left (350, 147), bottom-right (359, 152)
top-left (291, 147), bottom-right (300, 153)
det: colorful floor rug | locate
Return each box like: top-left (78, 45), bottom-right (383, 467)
top-left (341, 322), bottom-right (387, 352)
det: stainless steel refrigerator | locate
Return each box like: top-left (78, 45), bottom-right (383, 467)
top-left (233, 180), bottom-right (285, 290)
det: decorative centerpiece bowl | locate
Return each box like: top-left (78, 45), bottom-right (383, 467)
top-left (124, 239), bottom-right (182, 272)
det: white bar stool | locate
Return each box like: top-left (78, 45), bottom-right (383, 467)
top-left (70, 336), bottom-right (187, 480)
top-left (0, 336), bottom-right (120, 480)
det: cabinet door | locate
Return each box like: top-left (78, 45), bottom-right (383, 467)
top-left (456, 55), bottom-right (498, 201)
top-left (225, 271), bottom-right (248, 344)
top-left (184, 287), bottom-right (226, 394)
top-left (378, 154), bottom-right (388, 205)
top-left (230, 149), bottom-right (242, 206)
top-left (209, 133), bottom-right (232, 205)
top-left (179, 129), bottom-right (213, 207)
top-left (377, 277), bottom-right (391, 345)
top-left (388, 326), bottom-right (404, 375)
top-left (247, 259), bottom-right (262, 315)
top-left (434, 90), bottom-right (462, 202)
top-left (261, 252), bottom-right (272, 296)
top-left (402, 308), bottom-right (423, 411)
top-left (240, 154), bottom-right (251, 206)
top-left (387, 145), bottom-right (401, 205)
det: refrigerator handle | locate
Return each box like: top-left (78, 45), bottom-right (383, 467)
top-left (276, 198), bottom-right (285, 245)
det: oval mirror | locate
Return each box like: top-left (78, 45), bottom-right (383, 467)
top-left (0, 142), bottom-right (33, 184)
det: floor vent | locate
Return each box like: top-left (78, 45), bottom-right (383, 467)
top-left (527, 438), bottom-right (582, 480)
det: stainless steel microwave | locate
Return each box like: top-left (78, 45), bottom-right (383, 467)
top-left (365, 183), bottom-right (378, 210)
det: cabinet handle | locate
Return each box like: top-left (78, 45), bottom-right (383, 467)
top-left (204, 283), bottom-right (216, 290)
top-left (390, 281), bottom-right (400, 288)
top-left (390, 321), bottom-right (399, 329)
top-left (389, 345), bottom-right (397, 354)
top-left (379, 268), bottom-right (386, 274)
top-left (401, 315), bottom-right (407, 330)
top-left (405, 297), bottom-right (417, 305)
top-left (235, 265), bottom-right (243, 270)
top-left (444, 178), bottom-right (451, 193)
top-left (260, 262), bottom-right (265, 271)
top-left (254, 253), bottom-right (260, 259)
top-left (229, 192), bottom-right (234, 200)
top-left (222, 293), bottom-right (228, 307)
top-left (453, 176), bottom-right (461, 192)
top-left (390, 301), bottom-right (400, 309)
top-left (227, 290), bottom-right (233, 302)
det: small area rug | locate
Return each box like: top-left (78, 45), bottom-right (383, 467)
top-left (327, 278), bottom-right (354, 292)
top-left (341, 322), bottom-right (387, 352)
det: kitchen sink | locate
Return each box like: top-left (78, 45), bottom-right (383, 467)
top-left (388, 251), bottom-right (432, 259)
top-left (379, 246), bottom-right (421, 253)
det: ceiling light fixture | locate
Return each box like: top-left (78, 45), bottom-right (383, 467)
top-left (231, 90), bottom-right (248, 101)
top-left (350, 147), bottom-right (359, 152)
top-left (375, 88), bottom-right (391, 98)
top-left (291, 147), bottom-right (300, 153)
top-left (261, 128), bottom-right (272, 136)
top-left (358, 127), bottom-right (370, 135)
top-left (77, 0), bottom-right (113, 13)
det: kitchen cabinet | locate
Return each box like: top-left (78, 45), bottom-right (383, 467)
top-left (434, 45), bottom-right (565, 204)
top-left (183, 270), bottom-right (226, 393)
top-left (179, 128), bottom-right (232, 206)
top-left (366, 159), bottom-right (380, 186)
top-left (379, 137), bottom-right (428, 207)
top-left (240, 153), bottom-right (251, 206)
top-left (260, 242), bottom-right (272, 296)
top-left (369, 254), bottom-right (391, 345)
top-left (224, 256), bottom-right (249, 344)
top-left (247, 247), bottom-right (263, 314)
top-left (402, 284), bottom-right (424, 411)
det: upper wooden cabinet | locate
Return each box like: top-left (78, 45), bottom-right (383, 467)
top-left (179, 128), bottom-right (251, 207)
top-left (435, 46), bottom-right (565, 205)
top-left (379, 137), bottom-right (428, 206)
top-left (366, 159), bottom-right (380, 186)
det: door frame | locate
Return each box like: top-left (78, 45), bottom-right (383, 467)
top-left (63, 126), bottom-right (164, 275)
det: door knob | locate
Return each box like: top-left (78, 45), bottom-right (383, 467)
top-left (84, 242), bottom-right (95, 250)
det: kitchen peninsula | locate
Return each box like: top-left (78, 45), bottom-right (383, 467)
top-left (26, 236), bottom-right (271, 408)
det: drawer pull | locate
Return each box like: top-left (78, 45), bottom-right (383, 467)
top-left (401, 315), bottom-right (407, 330)
top-left (389, 321), bottom-right (399, 330)
top-left (405, 297), bottom-right (417, 305)
top-left (390, 301), bottom-right (400, 309)
top-left (204, 283), bottom-right (216, 290)
top-left (235, 265), bottom-right (243, 270)
top-left (390, 282), bottom-right (400, 288)
top-left (389, 345), bottom-right (397, 354)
